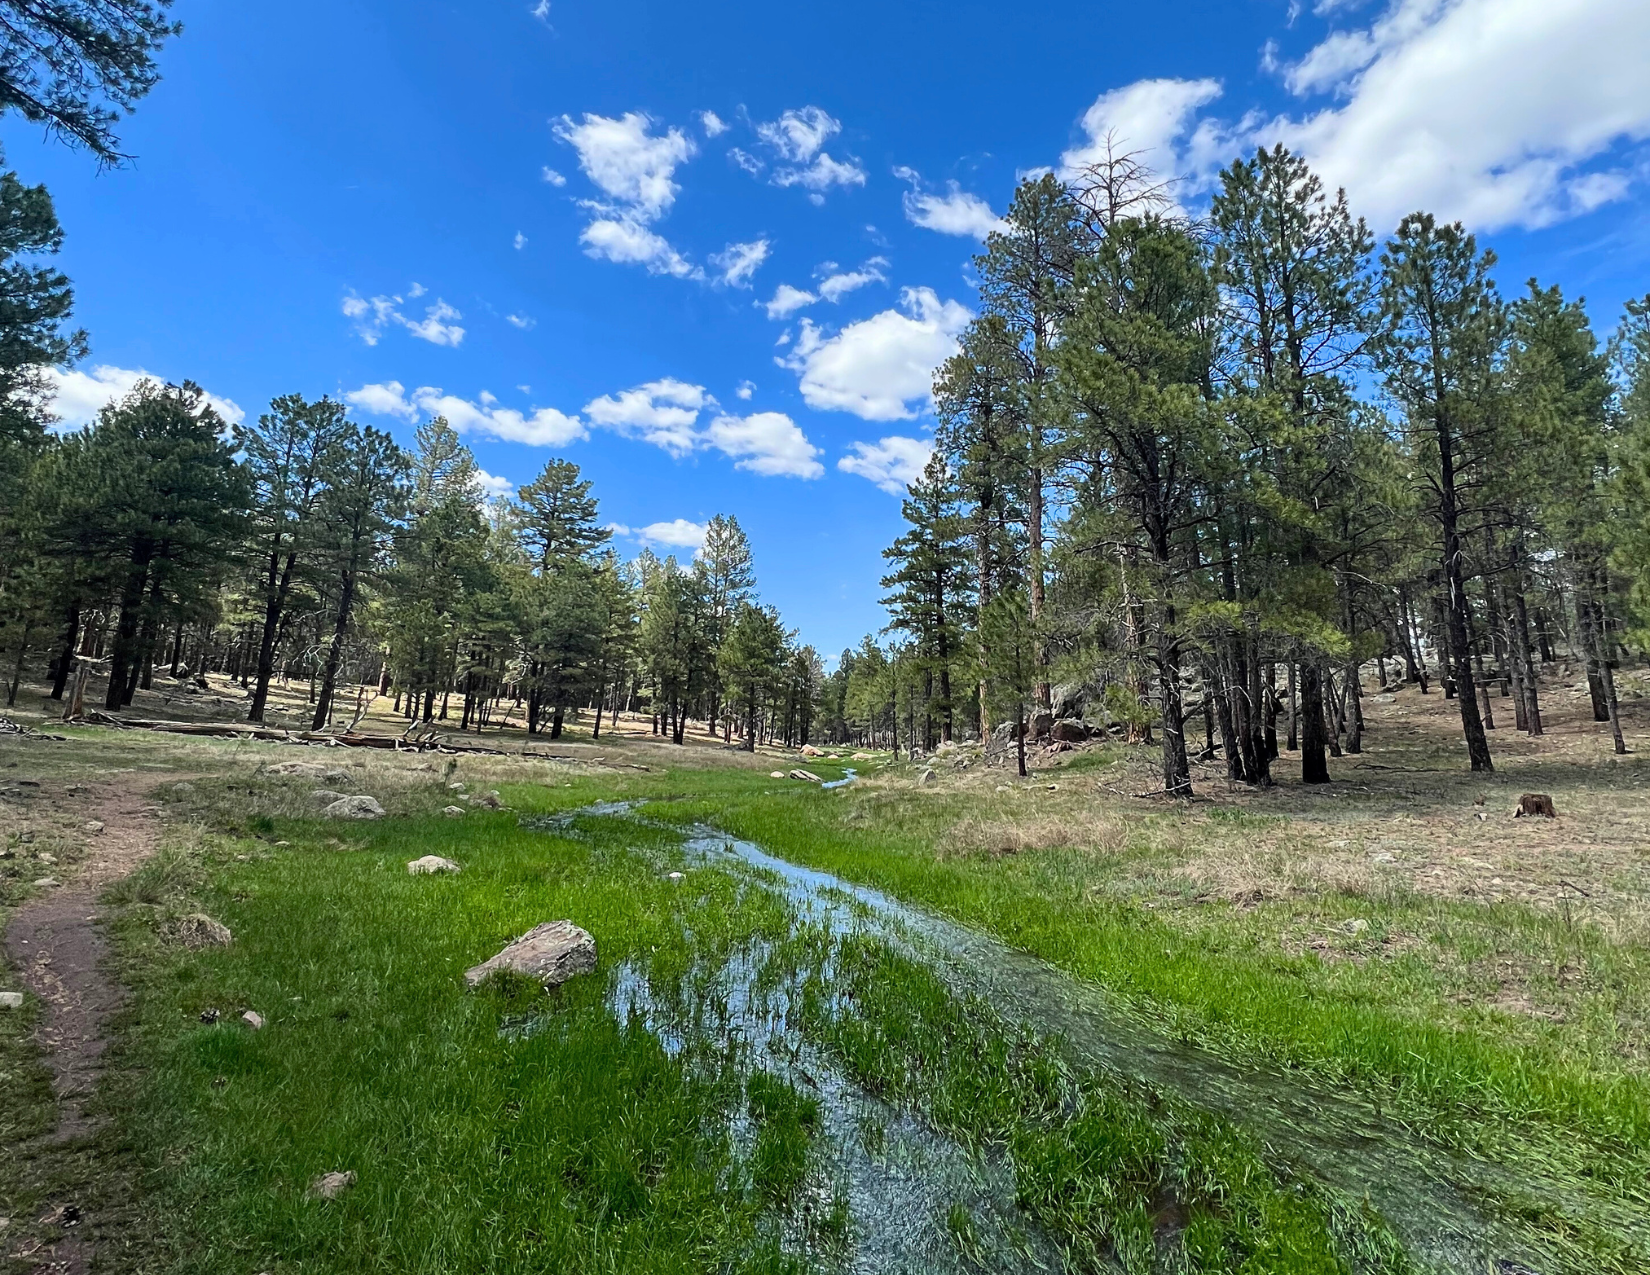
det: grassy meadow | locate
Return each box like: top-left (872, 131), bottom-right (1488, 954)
top-left (2, 672), bottom-right (1649, 1273)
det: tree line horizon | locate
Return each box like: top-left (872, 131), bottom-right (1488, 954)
top-left (1, 106), bottom-right (1648, 778)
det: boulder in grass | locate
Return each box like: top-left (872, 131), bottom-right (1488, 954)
top-left (916, 768), bottom-right (937, 787)
top-left (800, 744), bottom-right (824, 757)
top-left (770, 771), bottom-right (786, 779)
top-left (169, 913), bottom-right (233, 949)
top-left (788, 769), bottom-right (823, 784)
top-left (469, 791), bottom-right (505, 810)
top-left (311, 789), bottom-right (349, 805)
top-left (1050, 719), bottom-right (1090, 744)
top-left (465, 920), bottom-right (596, 990)
top-left (0, 991), bottom-right (23, 1010)
top-left (442, 805), bottom-right (465, 818)
top-left (308, 1170), bottom-right (355, 1200)
top-left (324, 796), bottom-right (384, 820)
top-left (407, 855), bottom-right (461, 875)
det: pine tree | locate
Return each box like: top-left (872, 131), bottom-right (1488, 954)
top-left (1377, 213), bottom-right (1502, 773)
top-left (880, 452), bottom-right (973, 745)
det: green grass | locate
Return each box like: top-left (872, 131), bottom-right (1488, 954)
top-left (8, 732), bottom-right (1650, 1272)
top-left (785, 928), bottom-right (1413, 1275)
top-left (104, 802), bottom-right (813, 1275)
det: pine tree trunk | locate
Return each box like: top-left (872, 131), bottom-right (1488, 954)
top-left (1300, 661), bottom-right (1329, 783)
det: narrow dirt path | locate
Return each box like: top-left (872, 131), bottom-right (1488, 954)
top-left (3, 774), bottom-right (178, 1275)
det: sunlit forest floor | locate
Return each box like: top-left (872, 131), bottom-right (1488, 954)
top-left (2, 662), bottom-right (1647, 1273)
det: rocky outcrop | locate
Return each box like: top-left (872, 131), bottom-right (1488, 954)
top-left (465, 920), bottom-right (597, 990)
top-left (788, 769), bottom-right (823, 783)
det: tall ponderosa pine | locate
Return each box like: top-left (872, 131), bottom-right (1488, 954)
top-left (1377, 213), bottom-right (1501, 773)
top-left (240, 393), bottom-right (350, 722)
top-left (1058, 217), bottom-right (1220, 797)
top-left (1212, 144), bottom-right (1375, 785)
top-left (310, 424), bottom-right (406, 730)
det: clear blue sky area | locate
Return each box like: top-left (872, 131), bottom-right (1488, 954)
top-left (8, 0), bottom-right (1647, 659)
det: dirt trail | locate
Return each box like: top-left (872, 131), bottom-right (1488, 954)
top-left (3, 773), bottom-right (176, 1275)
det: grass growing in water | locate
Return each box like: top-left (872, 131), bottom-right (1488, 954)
top-left (781, 927), bottom-right (1413, 1275)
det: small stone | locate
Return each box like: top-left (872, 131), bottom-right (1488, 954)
top-left (171, 782), bottom-right (195, 795)
top-left (309, 1170), bottom-right (356, 1199)
top-left (469, 791), bottom-right (504, 810)
top-left (448, 782), bottom-right (466, 790)
top-left (770, 771), bottom-right (786, 779)
top-left (242, 1010), bottom-right (265, 1029)
top-left (324, 796), bottom-right (384, 820)
top-left (171, 913), bottom-right (234, 949)
top-left (19, 830), bottom-right (33, 843)
top-left (408, 855), bottom-right (461, 875)
top-left (916, 768), bottom-right (937, 787)
top-left (32, 876), bottom-right (59, 888)
top-left (200, 1007), bottom-right (220, 1023)
top-left (1343, 918), bottom-right (1370, 936)
top-left (235, 853), bottom-right (250, 861)
top-left (666, 871), bottom-right (685, 882)
top-left (465, 920), bottom-right (597, 990)
top-left (442, 805), bottom-right (465, 818)
top-left (0, 991), bottom-right (23, 1009)
top-left (274, 840), bottom-right (290, 847)
top-left (84, 820), bottom-right (104, 835)
top-left (1370, 852), bottom-right (1396, 863)
top-left (37, 852), bottom-right (56, 865)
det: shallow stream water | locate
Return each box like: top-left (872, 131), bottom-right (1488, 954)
top-left (540, 803), bottom-right (1647, 1274)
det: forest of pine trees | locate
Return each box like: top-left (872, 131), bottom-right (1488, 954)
top-left (1, 372), bottom-right (824, 746)
top-left (5, 140), bottom-right (1650, 773)
top-left (866, 145), bottom-right (1650, 787)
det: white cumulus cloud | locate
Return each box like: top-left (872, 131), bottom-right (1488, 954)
top-left (838, 435), bottom-right (934, 494)
top-left (45, 364), bottom-right (245, 430)
top-left (704, 411), bottom-right (823, 478)
top-left (345, 381), bottom-right (586, 447)
top-left (636, 518), bottom-right (709, 550)
top-left (582, 378), bottom-right (710, 456)
top-left (1070, 0), bottom-right (1650, 232)
top-left (1058, 77), bottom-right (1225, 183)
top-left (699, 110), bottom-right (729, 137)
top-left (817, 257), bottom-right (888, 302)
top-left (780, 286), bottom-right (971, 421)
top-left (711, 238), bottom-right (770, 288)
top-left (542, 166), bottom-right (567, 186)
top-left (476, 468), bottom-right (516, 498)
top-left (756, 106), bottom-right (866, 201)
top-left (342, 290), bottom-right (465, 347)
top-left (763, 283), bottom-right (817, 319)
top-left (894, 168), bottom-right (1005, 239)
top-left (555, 111), bottom-right (704, 276)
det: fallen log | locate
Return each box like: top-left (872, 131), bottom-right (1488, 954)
top-left (70, 712), bottom-right (650, 767)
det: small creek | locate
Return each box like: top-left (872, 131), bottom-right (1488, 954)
top-left (540, 803), bottom-right (1645, 1275)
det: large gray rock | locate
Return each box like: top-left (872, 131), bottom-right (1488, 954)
top-left (916, 768), bottom-right (937, 787)
top-left (788, 769), bottom-right (823, 783)
top-left (465, 920), bottom-right (596, 990)
top-left (1030, 711), bottom-right (1055, 740)
top-left (1051, 719), bottom-right (1091, 743)
top-left (324, 796), bottom-right (384, 820)
top-left (800, 744), bottom-right (825, 757)
top-left (407, 855), bottom-right (461, 875)
top-left (311, 789), bottom-right (349, 804)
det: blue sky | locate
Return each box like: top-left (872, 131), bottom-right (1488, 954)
top-left (8, 0), bottom-right (1649, 659)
